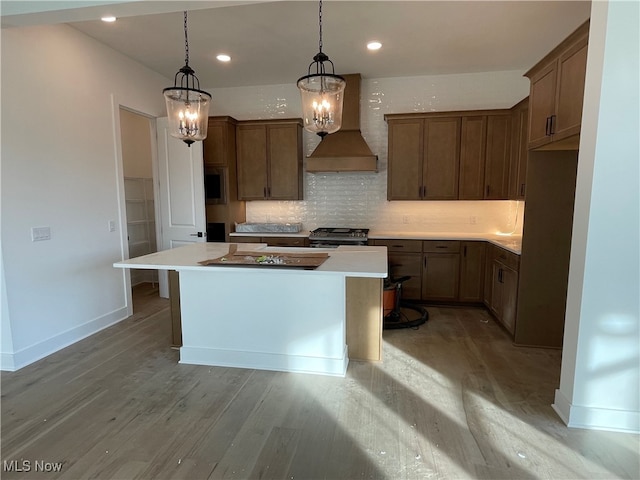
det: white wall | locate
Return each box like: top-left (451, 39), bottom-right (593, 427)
top-left (0, 23), bottom-right (168, 370)
top-left (207, 71), bottom-right (529, 234)
top-left (120, 108), bottom-right (153, 178)
top-left (554, 0), bottom-right (640, 433)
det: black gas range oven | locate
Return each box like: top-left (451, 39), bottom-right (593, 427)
top-left (308, 228), bottom-right (370, 248)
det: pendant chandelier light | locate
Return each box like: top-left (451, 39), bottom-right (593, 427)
top-left (163, 11), bottom-right (212, 147)
top-left (296, 0), bottom-right (346, 138)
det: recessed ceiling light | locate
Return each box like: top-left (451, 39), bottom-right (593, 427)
top-left (216, 54), bottom-right (231, 62)
top-left (101, 16), bottom-right (116, 23)
top-left (367, 41), bottom-right (382, 51)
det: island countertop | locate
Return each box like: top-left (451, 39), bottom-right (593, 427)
top-left (114, 242), bottom-right (388, 278)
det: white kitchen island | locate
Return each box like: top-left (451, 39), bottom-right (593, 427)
top-left (114, 242), bottom-right (387, 377)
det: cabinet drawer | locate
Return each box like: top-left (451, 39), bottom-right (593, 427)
top-left (231, 236), bottom-right (260, 243)
top-left (387, 252), bottom-right (422, 300)
top-left (423, 240), bottom-right (461, 253)
top-left (265, 236), bottom-right (308, 247)
top-left (493, 245), bottom-right (520, 271)
top-left (373, 239), bottom-right (422, 253)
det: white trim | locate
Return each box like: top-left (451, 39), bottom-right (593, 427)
top-left (179, 345), bottom-right (349, 377)
top-left (554, 389), bottom-right (640, 434)
top-left (0, 307), bottom-right (129, 372)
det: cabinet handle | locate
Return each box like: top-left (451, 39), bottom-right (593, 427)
top-left (463, 245), bottom-right (467, 257)
top-left (520, 183), bottom-right (525, 196)
top-left (550, 115), bottom-right (556, 135)
top-left (499, 268), bottom-right (503, 283)
top-left (545, 116), bottom-right (551, 136)
top-left (486, 185), bottom-right (490, 197)
top-left (392, 245), bottom-right (404, 248)
top-left (436, 246), bottom-right (447, 249)
top-left (267, 186), bottom-right (271, 198)
top-left (424, 256), bottom-right (427, 268)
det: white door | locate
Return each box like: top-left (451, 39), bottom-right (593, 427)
top-left (156, 117), bottom-right (206, 297)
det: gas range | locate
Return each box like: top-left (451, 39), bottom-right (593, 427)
top-left (308, 228), bottom-right (369, 247)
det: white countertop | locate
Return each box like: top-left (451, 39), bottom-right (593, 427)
top-left (114, 242), bottom-right (388, 278)
top-left (229, 230), bottom-right (522, 254)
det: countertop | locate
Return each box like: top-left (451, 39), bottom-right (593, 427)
top-left (229, 231), bottom-right (522, 255)
top-left (114, 242), bottom-right (388, 278)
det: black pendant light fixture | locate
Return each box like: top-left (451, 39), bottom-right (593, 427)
top-left (163, 11), bottom-right (211, 147)
top-left (296, 0), bottom-right (346, 138)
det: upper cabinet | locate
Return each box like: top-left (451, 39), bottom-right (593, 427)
top-left (236, 119), bottom-right (303, 201)
top-left (509, 98), bottom-right (529, 200)
top-left (525, 20), bottom-right (589, 150)
top-left (386, 115), bottom-right (460, 200)
top-left (387, 111), bottom-right (514, 201)
top-left (203, 116), bottom-right (237, 167)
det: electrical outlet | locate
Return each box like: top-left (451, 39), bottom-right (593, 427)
top-left (108, 220), bottom-right (116, 232)
top-left (402, 215), bottom-right (410, 224)
top-left (469, 216), bottom-right (477, 225)
top-left (31, 226), bottom-right (51, 242)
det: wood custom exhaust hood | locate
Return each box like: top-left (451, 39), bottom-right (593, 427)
top-left (306, 73), bottom-right (378, 173)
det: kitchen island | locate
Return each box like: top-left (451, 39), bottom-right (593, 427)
top-left (114, 242), bottom-right (387, 377)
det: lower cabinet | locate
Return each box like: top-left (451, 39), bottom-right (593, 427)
top-left (230, 235), bottom-right (309, 247)
top-left (459, 241), bottom-right (486, 302)
top-left (485, 245), bottom-right (520, 335)
top-left (372, 239), bottom-right (422, 300)
top-left (422, 241), bottom-right (461, 301)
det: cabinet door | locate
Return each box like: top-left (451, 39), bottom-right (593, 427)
top-left (458, 242), bottom-right (486, 303)
top-left (424, 117), bottom-right (460, 200)
top-left (264, 236), bottom-right (308, 247)
top-left (490, 261), bottom-right (504, 319)
top-left (203, 118), bottom-right (233, 166)
top-left (267, 123), bottom-right (302, 200)
top-left (388, 252), bottom-right (422, 300)
top-left (237, 125), bottom-right (268, 200)
top-left (509, 100), bottom-right (529, 200)
top-left (422, 253), bottom-right (460, 301)
top-left (554, 37), bottom-right (588, 141)
top-left (459, 116), bottom-right (487, 200)
top-left (484, 114), bottom-right (512, 199)
top-left (387, 120), bottom-right (423, 200)
top-left (483, 244), bottom-right (494, 307)
top-left (500, 266), bottom-right (519, 335)
top-left (528, 61), bottom-right (557, 149)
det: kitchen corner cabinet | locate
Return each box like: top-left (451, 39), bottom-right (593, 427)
top-left (526, 20), bottom-right (589, 150)
top-left (485, 245), bottom-right (520, 335)
top-left (458, 241), bottom-right (486, 302)
top-left (422, 241), bottom-right (460, 301)
top-left (236, 119), bottom-right (303, 201)
top-left (509, 98), bottom-right (529, 200)
top-left (386, 116), bottom-right (460, 200)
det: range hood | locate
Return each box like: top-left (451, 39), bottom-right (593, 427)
top-left (306, 73), bottom-right (378, 173)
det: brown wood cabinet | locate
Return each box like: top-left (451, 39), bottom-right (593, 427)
top-left (386, 115), bottom-right (460, 200)
top-left (236, 119), bottom-right (303, 201)
top-left (202, 116), bottom-right (246, 242)
top-left (458, 116), bottom-right (487, 200)
top-left (230, 235), bottom-right (308, 247)
top-left (458, 241), bottom-right (486, 303)
top-left (203, 116), bottom-right (237, 167)
top-left (484, 114), bottom-right (512, 199)
top-left (372, 239), bottom-right (422, 300)
top-left (422, 241), bottom-right (460, 301)
top-left (484, 245), bottom-right (520, 335)
top-left (509, 98), bottom-right (529, 200)
top-left (526, 20), bottom-right (589, 150)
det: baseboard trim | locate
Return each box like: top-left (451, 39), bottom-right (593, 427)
top-left (553, 388), bottom-right (640, 433)
top-left (0, 306), bottom-right (130, 372)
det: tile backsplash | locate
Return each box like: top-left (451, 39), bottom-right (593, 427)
top-left (208, 71), bottom-right (529, 235)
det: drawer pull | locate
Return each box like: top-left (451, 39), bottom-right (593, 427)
top-left (436, 246), bottom-right (447, 249)
top-left (392, 245), bottom-right (405, 248)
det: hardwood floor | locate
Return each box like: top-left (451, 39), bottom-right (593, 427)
top-left (2, 284), bottom-right (638, 479)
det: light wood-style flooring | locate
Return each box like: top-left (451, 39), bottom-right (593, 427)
top-left (2, 283), bottom-right (638, 479)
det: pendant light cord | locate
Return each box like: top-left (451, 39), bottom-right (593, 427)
top-left (183, 11), bottom-right (190, 67)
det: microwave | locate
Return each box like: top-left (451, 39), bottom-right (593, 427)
top-left (204, 166), bottom-right (227, 205)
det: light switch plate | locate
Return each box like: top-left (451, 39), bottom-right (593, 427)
top-left (108, 220), bottom-right (116, 232)
top-left (31, 226), bottom-right (51, 242)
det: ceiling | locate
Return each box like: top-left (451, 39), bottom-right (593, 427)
top-left (2, 1), bottom-right (592, 89)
